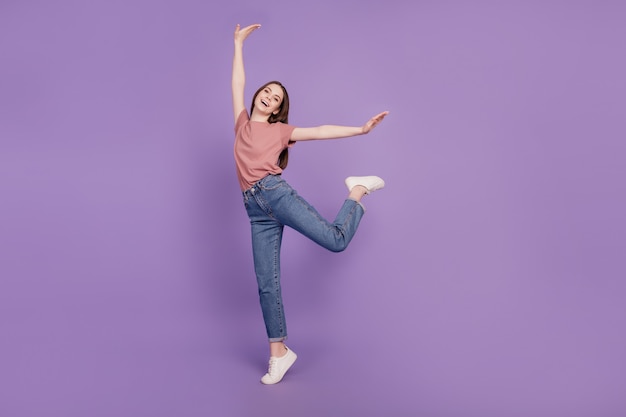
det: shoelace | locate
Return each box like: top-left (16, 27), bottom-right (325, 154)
top-left (267, 357), bottom-right (278, 376)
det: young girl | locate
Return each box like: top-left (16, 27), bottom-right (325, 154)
top-left (232, 23), bottom-right (388, 385)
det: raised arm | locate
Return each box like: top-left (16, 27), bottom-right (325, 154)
top-left (290, 111), bottom-right (389, 141)
top-left (232, 23), bottom-right (261, 123)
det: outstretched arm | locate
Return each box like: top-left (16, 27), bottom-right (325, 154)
top-left (290, 111), bottom-right (389, 141)
top-left (232, 23), bottom-right (261, 123)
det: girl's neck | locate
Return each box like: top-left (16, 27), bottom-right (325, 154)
top-left (250, 110), bottom-right (270, 123)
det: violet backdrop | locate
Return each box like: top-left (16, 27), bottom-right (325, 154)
top-left (1, 1), bottom-right (625, 416)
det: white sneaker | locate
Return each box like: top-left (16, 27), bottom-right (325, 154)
top-left (345, 176), bottom-right (385, 194)
top-left (260, 346), bottom-right (297, 385)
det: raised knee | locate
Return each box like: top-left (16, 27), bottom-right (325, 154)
top-left (329, 242), bottom-right (348, 253)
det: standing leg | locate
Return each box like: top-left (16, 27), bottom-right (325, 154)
top-left (250, 218), bottom-right (287, 343)
top-left (250, 219), bottom-right (298, 385)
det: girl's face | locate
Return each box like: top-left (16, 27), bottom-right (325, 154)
top-left (254, 83), bottom-right (284, 117)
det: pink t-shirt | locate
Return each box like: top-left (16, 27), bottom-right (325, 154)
top-left (234, 109), bottom-right (296, 191)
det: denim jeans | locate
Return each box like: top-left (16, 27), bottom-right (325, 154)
top-left (243, 174), bottom-right (365, 342)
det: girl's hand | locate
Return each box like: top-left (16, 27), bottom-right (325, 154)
top-left (234, 23), bottom-right (261, 44)
top-left (362, 111), bottom-right (389, 134)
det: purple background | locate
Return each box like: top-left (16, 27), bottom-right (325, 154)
top-left (1, 1), bottom-right (625, 416)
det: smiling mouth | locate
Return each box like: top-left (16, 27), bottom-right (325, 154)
top-left (261, 99), bottom-right (269, 107)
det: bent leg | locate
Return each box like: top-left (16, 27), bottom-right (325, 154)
top-left (273, 187), bottom-right (365, 252)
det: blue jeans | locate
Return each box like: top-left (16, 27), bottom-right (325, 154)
top-left (243, 174), bottom-right (365, 342)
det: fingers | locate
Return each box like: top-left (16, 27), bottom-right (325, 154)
top-left (362, 111), bottom-right (389, 133)
top-left (370, 111), bottom-right (389, 125)
top-left (234, 23), bottom-right (261, 40)
top-left (373, 111), bottom-right (389, 121)
top-left (244, 24), bottom-right (262, 32)
top-left (235, 23), bottom-right (261, 29)
top-left (237, 23), bottom-right (261, 33)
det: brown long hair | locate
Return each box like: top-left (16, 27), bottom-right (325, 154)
top-left (250, 81), bottom-right (291, 169)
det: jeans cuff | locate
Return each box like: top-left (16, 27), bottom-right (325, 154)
top-left (269, 336), bottom-right (287, 343)
top-left (348, 198), bottom-right (366, 213)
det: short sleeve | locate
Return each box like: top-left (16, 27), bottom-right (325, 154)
top-left (279, 123), bottom-right (296, 148)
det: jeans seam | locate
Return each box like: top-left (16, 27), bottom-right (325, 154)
top-left (273, 230), bottom-right (284, 337)
top-left (337, 201), bottom-right (358, 242)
